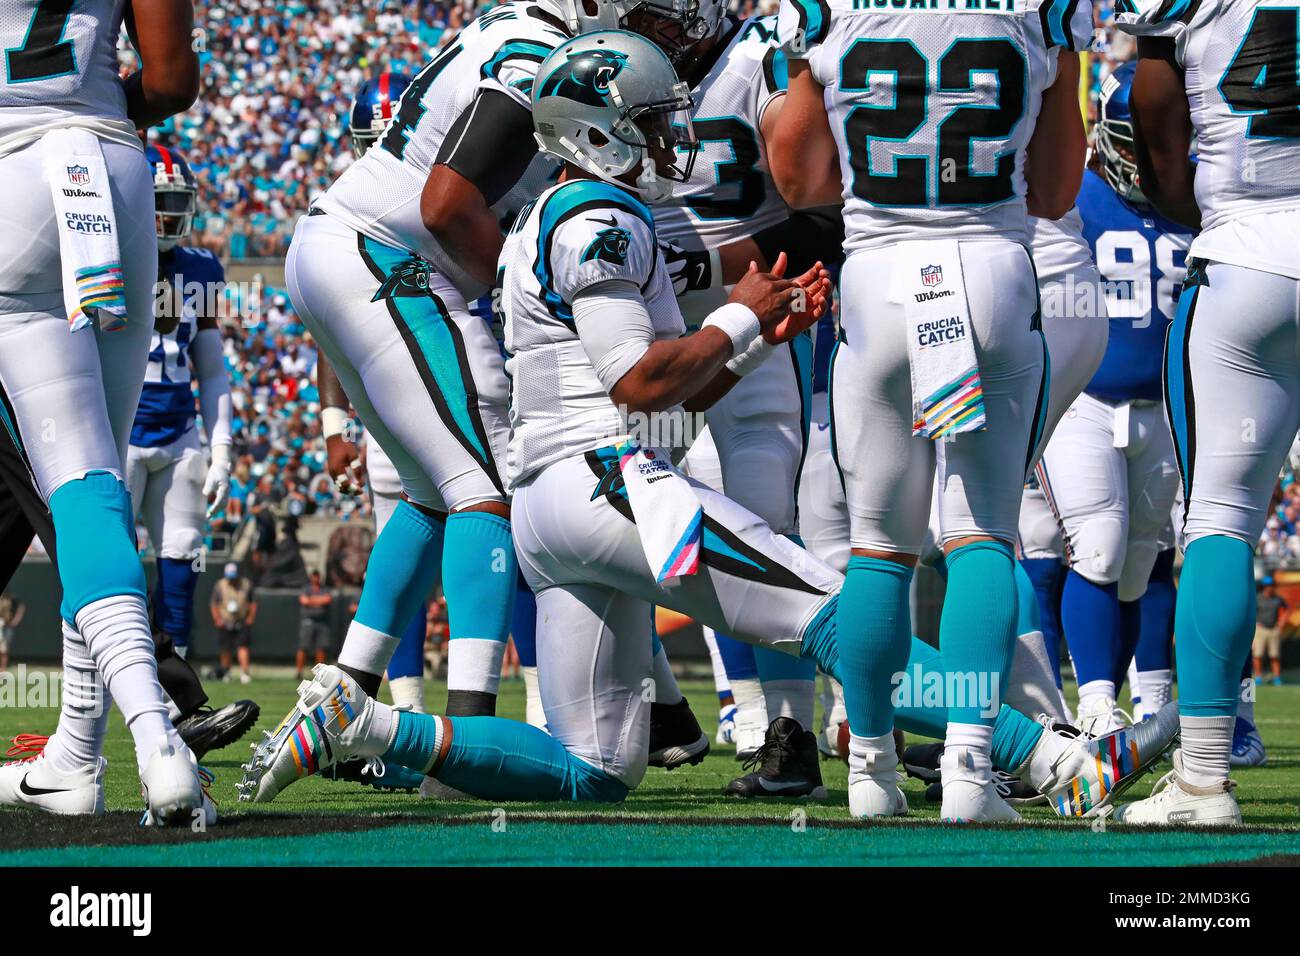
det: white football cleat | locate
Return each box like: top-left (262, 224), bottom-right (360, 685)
top-left (1076, 695), bottom-right (1128, 737)
top-left (940, 746), bottom-right (1020, 823)
top-left (847, 738), bottom-right (907, 819)
top-left (141, 764), bottom-right (217, 827)
top-left (139, 743), bottom-right (209, 827)
top-left (1033, 701), bottom-right (1181, 818)
top-left (1110, 751), bottom-right (1243, 827)
top-left (237, 664), bottom-right (388, 802)
top-left (0, 748), bottom-right (105, 816)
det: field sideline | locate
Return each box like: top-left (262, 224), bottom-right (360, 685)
top-left (2, 671), bottom-right (1298, 866)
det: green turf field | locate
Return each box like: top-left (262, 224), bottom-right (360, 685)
top-left (2, 671), bottom-right (1297, 866)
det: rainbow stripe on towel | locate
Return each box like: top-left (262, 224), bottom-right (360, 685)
top-left (71, 263), bottom-right (127, 331)
top-left (913, 367), bottom-right (986, 439)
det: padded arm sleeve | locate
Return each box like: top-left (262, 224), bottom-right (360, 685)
top-left (572, 280), bottom-right (656, 395)
top-left (435, 90), bottom-right (542, 208)
top-left (190, 327), bottom-right (232, 447)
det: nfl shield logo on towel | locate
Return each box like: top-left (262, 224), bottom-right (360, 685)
top-left (921, 264), bottom-right (943, 287)
top-left (67, 164), bottom-right (91, 186)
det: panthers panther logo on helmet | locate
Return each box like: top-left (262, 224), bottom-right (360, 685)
top-left (537, 49), bottom-right (629, 108)
top-left (581, 224), bottom-right (633, 266)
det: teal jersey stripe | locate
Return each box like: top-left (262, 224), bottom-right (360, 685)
top-left (359, 236), bottom-right (494, 472)
top-left (481, 39), bottom-right (555, 81)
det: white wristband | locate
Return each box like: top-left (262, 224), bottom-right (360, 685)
top-left (725, 336), bottom-right (775, 377)
top-left (321, 406), bottom-right (350, 440)
top-left (701, 302), bottom-right (760, 358)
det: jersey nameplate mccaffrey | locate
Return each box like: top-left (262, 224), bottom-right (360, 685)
top-left (848, 0), bottom-right (1022, 13)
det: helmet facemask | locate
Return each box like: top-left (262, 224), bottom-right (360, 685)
top-left (621, 0), bottom-right (724, 64)
top-left (350, 129), bottom-right (381, 159)
top-left (1095, 117), bottom-right (1146, 204)
top-left (155, 182), bottom-right (197, 252)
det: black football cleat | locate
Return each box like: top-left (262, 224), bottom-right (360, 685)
top-left (902, 741), bottom-right (943, 783)
top-left (176, 700), bottom-right (261, 760)
top-left (648, 697), bottom-right (710, 770)
top-left (724, 717), bottom-right (828, 799)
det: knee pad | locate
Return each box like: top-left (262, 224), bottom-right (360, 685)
top-left (50, 472), bottom-right (146, 623)
top-left (153, 557), bottom-right (199, 646)
top-left (1117, 540), bottom-right (1160, 603)
top-left (1066, 513), bottom-right (1126, 586)
top-left (718, 441), bottom-right (799, 533)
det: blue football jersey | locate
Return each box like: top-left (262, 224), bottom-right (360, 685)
top-left (1078, 170), bottom-right (1194, 403)
top-left (130, 246), bottom-right (226, 448)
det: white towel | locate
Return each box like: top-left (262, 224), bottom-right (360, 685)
top-left (616, 439), bottom-right (703, 585)
top-left (894, 239), bottom-right (986, 439)
top-left (42, 128), bottom-right (128, 333)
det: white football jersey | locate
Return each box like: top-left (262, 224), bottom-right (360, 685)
top-left (777, 0), bottom-right (1088, 252)
top-left (502, 179), bottom-right (683, 489)
top-left (1116, 0), bottom-right (1300, 279)
top-left (317, 2), bottom-right (568, 289)
top-left (654, 15), bottom-right (791, 250)
top-left (0, 0), bottom-right (129, 139)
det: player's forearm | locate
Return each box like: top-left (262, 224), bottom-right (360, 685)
top-left (770, 63), bottom-right (842, 209)
top-left (610, 328), bottom-right (734, 413)
top-left (191, 328), bottom-right (232, 447)
top-left (317, 354), bottom-right (350, 412)
top-left (1131, 42), bottom-right (1201, 231)
top-left (420, 166), bottom-right (504, 287)
top-left (1025, 50), bottom-right (1086, 220)
top-left (123, 0), bottom-right (200, 129)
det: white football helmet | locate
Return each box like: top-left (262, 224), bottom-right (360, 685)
top-left (544, 0), bottom-right (728, 61)
top-left (532, 30), bottom-right (698, 202)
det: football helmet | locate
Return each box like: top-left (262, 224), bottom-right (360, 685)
top-left (546, 0), bottom-right (728, 62)
top-left (348, 72), bottom-right (413, 158)
top-left (145, 144), bottom-right (198, 252)
top-left (1095, 62), bottom-right (1144, 204)
top-left (532, 30), bottom-right (697, 202)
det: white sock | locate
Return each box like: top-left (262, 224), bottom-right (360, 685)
top-left (1136, 669), bottom-right (1172, 717)
top-left (762, 679), bottom-right (815, 731)
top-left (1179, 715), bottom-right (1234, 788)
top-left (730, 676), bottom-right (766, 734)
top-left (388, 675), bottom-right (425, 714)
top-left (848, 731), bottom-right (897, 770)
top-left (945, 721), bottom-right (993, 757)
top-left (521, 665), bottom-right (546, 730)
top-left (338, 621), bottom-right (400, 679)
top-left (700, 627), bottom-right (731, 701)
top-left (1078, 679), bottom-right (1117, 712)
top-left (1236, 678), bottom-right (1256, 724)
top-left (76, 595), bottom-right (180, 771)
top-left (42, 621), bottom-right (111, 773)
top-left (447, 638), bottom-right (506, 697)
top-left (651, 645), bottom-right (683, 706)
top-left (1005, 628), bottom-right (1069, 723)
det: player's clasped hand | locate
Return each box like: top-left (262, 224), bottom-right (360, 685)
top-left (326, 433), bottom-right (367, 496)
top-left (727, 251), bottom-right (833, 346)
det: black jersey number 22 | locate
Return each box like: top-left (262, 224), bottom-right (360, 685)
top-left (841, 37), bottom-right (1027, 207)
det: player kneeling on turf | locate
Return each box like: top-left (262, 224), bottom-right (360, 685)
top-left (240, 31), bottom-right (1176, 816)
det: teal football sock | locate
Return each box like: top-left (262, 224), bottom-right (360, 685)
top-left (836, 556), bottom-right (913, 738)
top-left (1176, 535), bottom-right (1255, 717)
top-left (386, 712), bottom-right (629, 803)
top-left (353, 501), bottom-right (445, 637)
top-left (939, 540), bottom-right (1017, 726)
top-left (443, 512), bottom-right (517, 712)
